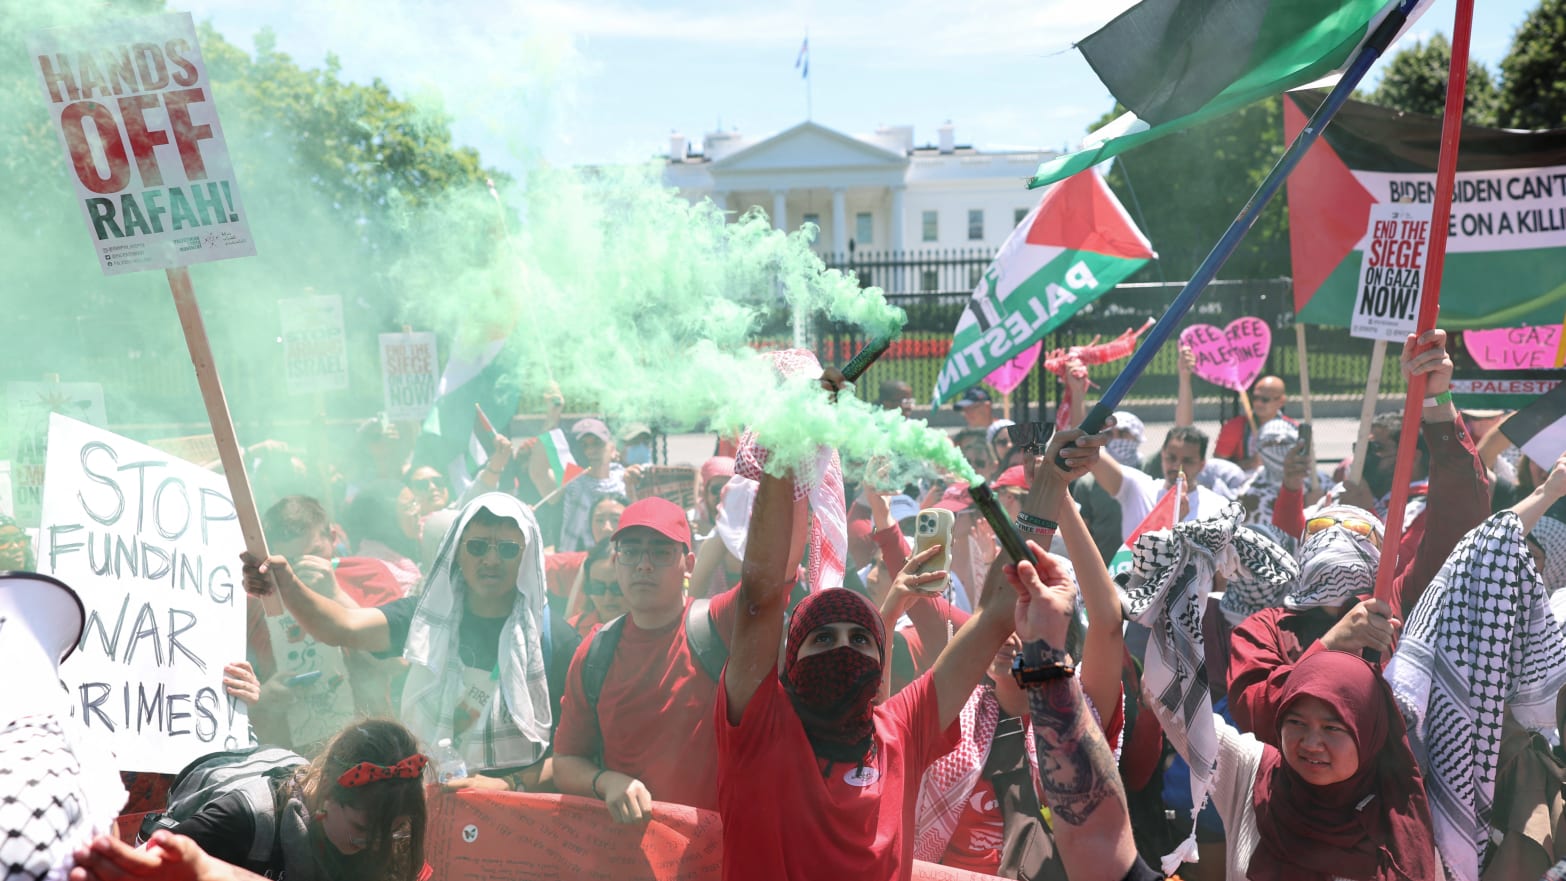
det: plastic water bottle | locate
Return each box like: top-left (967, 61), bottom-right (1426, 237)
top-left (434, 738), bottom-right (467, 784)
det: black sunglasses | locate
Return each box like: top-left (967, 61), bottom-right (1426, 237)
top-left (584, 578), bottom-right (622, 597)
top-left (465, 539), bottom-right (522, 560)
top-left (411, 476), bottom-right (447, 490)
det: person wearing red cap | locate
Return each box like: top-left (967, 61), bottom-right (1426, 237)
top-left (552, 496), bottom-right (745, 818)
top-left (715, 418), bottom-right (1110, 881)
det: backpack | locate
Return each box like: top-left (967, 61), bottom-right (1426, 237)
top-left (141, 746), bottom-right (308, 865)
top-left (582, 598), bottom-right (727, 714)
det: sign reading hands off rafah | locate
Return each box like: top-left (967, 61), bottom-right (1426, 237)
top-left (932, 171), bottom-right (1154, 405)
top-left (29, 13), bottom-right (256, 275)
top-left (40, 413), bottom-right (252, 773)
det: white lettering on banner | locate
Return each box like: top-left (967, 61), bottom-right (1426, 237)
top-left (41, 414), bottom-right (250, 772)
top-left (29, 13), bottom-right (256, 275)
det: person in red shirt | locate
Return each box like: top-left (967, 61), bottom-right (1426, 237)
top-left (552, 497), bottom-right (741, 818)
top-left (716, 399), bottom-right (1110, 881)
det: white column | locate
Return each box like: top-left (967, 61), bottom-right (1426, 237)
top-left (831, 188), bottom-right (848, 256)
top-left (772, 190), bottom-right (787, 231)
top-left (890, 185), bottom-right (906, 253)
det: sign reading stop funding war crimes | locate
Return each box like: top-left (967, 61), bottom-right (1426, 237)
top-left (7, 381), bottom-right (107, 526)
top-left (932, 171), bottom-right (1154, 405)
top-left (281, 295), bottom-right (349, 395)
top-left (40, 414), bottom-right (251, 773)
top-left (380, 332), bottom-right (439, 422)
top-left (1350, 203), bottom-right (1432, 342)
top-left (30, 13), bottom-right (255, 276)
top-left (1287, 91), bottom-right (1566, 328)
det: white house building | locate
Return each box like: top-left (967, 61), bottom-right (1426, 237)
top-left (660, 122), bottom-right (1059, 263)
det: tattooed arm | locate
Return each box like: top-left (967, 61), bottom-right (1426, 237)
top-left (1005, 550), bottom-right (1139, 881)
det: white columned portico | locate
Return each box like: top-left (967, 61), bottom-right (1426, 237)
top-left (890, 185), bottom-right (906, 253)
top-left (772, 190), bottom-right (788, 230)
top-left (831, 188), bottom-right (847, 255)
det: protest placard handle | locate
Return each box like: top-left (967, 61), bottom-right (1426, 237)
top-left (1347, 339), bottom-right (1387, 486)
top-left (1294, 322), bottom-right (1318, 496)
top-left (166, 267), bottom-right (270, 561)
top-left (1237, 388), bottom-right (1257, 436)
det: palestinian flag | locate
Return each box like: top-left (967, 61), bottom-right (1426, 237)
top-left (1030, 0), bottom-right (1429, 187)
top-left (1287, 90), bottom-right (1566, 328)
top-left (931, 171), bottom-right (1154, 405)
top-left (422, 338), bottom-right (519, 490)
top-left (1500, 381), bottom-right (1566, 467)
top-left (1109, 475), bottom-right (1185, 582)
top-left (536, 428), bottom-right (584, 488)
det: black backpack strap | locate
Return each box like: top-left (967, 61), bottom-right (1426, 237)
top-left (581, 614), bottom-right (627, 714)
top-left (683, 598), bottom-right (729, 682)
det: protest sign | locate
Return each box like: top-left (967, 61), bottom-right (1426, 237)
top-left (380, 332), bottom-right (439, 422)
top-left (0, 461), bottom-right (12, 518)
top-left (280, 294), bottom-right (349, 395)
top-left (424, 792), bottom-right (1000, 881)
top-left (264, 611), bottom-right (356, 751)
top-left (1463, 325), bottom-right (1562, 370)
top-left (7, 381), bottom-right (107, 526)
top-left (1288, 92), bottom-right (1566, 329)
top-left (29, 13), bottom-right (255, 275)
top-left (1350, 203), bottom-right (1432, 342)
top-left (629, 465), bottom-right (698, 511)
top-left (40, 413), bottom-right (251, 773)
top-left (1179, 318), bottom-right (1271, 391)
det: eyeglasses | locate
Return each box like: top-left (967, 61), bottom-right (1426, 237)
top-left (465, 539), bottom-right (522, 559)
top-left (1252, 394), bottom-right (1282, 404)
top-left (411, 476), bottom-right (447, 490)
top-left (584, 578), bottom-right (623, 597)
top-left (615, 543), bottom-right (681, 568)
top-left (1305, 516), bottom-right (1381, 548)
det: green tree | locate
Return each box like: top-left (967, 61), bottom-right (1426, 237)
top-left (1499, 0), bottom-right (1566, 129)
top-left (1360, 33), bottom-right (1501, 125)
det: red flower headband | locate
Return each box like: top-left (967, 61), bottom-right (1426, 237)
top-left (337, 753), bottom-right (428, 788)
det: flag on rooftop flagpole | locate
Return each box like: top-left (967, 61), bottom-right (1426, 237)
top-left (795, 36), bottom-right (809, 78)
top-left (931, 170), bottom-right (1154, 406)
top-left (1029, 0), bottom-right (1430, 188)
top-left (1501, 382), bottom-right (1566, 469)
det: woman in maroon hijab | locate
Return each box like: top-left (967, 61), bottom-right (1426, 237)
top-left (1168, 649), bottom-right (1438, 880)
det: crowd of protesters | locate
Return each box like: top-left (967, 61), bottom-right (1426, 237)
top-left (15, 327), bottom-right (1566, 881)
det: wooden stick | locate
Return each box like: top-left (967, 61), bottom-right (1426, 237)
top-left (166, 267), bottom-right (269, 560)
top-left (1348, 339), bottom-right (1388, 485)
top-left (1294, 322), bottom-right (1318, 496)
top-left (1237, 387), bottom-right (1258, 436)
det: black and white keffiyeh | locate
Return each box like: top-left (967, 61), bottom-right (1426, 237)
top-left (1532, 515), bottom-right (1566, 592)
top-left (1285, 504), bottom-right (1383, 610)
top-left (1216, 526), bottom-right (1301, 624)
top-left (1384, 511), bottom-right (1566, 881)
top-left (402, 493), bottom-right (553, 771)
top-left (1120, 502), bottom-right (1249, 873)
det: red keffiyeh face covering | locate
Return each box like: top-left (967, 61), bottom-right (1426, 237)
top-left (783, 589), bottom-right (885, 763)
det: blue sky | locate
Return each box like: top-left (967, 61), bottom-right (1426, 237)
top-left (180, 0), bottom-right (1540, 177)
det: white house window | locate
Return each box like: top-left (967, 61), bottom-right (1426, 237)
top-left (856, 212), bottom-right (873, 245)
top-left (920, 270), bottom-right (939, 292)
top-left (968, 209), bottom-right (984, 241)
top-left (922, 211), bottom-right (938, 242)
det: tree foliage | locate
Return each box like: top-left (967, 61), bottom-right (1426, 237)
top-left (1360, 33), bottom-right (1502, 125)
top-left (1499, 0), bottom-right (1566, 129)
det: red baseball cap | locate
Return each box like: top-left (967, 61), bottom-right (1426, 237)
top-left (612, 497), bottom-right (692, 549)
top-left (993, 466), bottom-right (1028, 490)
top-left (932, 481), bottom-right (973, 513)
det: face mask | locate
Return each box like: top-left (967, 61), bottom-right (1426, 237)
top-left (624, 443), bottom-right (653, 466)
top-left (1107, 438), bottom-right (1142, 467)
top-left (784, 646), bottom-right (881, 762)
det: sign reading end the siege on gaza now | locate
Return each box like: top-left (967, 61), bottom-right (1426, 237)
top-left (1351, 202), bottom-right (1433, 342)
top-left (30, 12), bottom-right (255, 276)
top-left (41, 413), bottom-right (252, 773)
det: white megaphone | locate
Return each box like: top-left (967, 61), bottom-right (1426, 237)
top-left (0, 570), bottom-right (85, 725)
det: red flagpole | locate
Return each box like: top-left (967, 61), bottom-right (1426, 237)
top-left (1371, 0), bottom-right (1476, 606)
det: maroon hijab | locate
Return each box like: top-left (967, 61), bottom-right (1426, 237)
top-left (1249, 650), bottom-right (1437, 881)
top-left (782, 588), bottom-right (886, 762)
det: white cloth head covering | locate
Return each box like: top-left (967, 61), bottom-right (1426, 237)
top-left (714, 475), bottom-right (758, 561)
top-left (1285, 504), bottom-right (1383, 610)
top-left (401, 493), bottom-right (552, 770)
top-left (1254, 417), bottom-right (1299, 483)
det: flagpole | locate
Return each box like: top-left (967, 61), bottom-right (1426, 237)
top-left (1371, 0), bottom-right (1476, 609)
top-left (1065, 0), bottom-right (1421, 452)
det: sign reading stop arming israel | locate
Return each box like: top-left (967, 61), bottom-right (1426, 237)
top-left (30, 13), bottom-right (256, 275)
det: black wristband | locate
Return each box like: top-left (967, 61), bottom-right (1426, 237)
top-left (591, 768), bottom-right (609, 799)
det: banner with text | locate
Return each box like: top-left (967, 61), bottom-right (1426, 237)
top-left (380, 332), bottom-right (439, 422)
top-left (1351, 203), bottom-right (1432, 341)
top-left (281, 295), bottom-right (349, 395)
top-left (7, 381), bottom-right (107, 526)
top-left (1287, 91), bottom-right (1566, 328)
top-left (41, 414), bottom-right (251, 772)
top-left (30, 13), bottom-right (255, 275)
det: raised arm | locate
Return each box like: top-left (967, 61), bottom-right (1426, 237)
top-left (725, 468), bottom-right (808, 723)
top-left (1510, 452), bottom-right (1566, 533)
top-left (1056, 491), bottom-right (1124, 724)
top-left (1008, 544), bottom-right (1138, 881)
top-left (1175, 344), bottom-right (1196, 428)
top-left (241, 553), bottom-right (392, 652)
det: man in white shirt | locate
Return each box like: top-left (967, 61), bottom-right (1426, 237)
top-left (1090, 425), bottom-right (1230, 541)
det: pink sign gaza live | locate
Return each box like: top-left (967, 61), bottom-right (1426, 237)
top-left (1463, 325), bottom-right (1562, 371)
top-left (1179, 318), bottom-right (1272, 392)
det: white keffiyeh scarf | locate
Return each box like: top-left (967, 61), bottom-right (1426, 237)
top-left (401, 493), bottom-right (553, 771)
top-left (1384, 511), bottom-right (1566, 881)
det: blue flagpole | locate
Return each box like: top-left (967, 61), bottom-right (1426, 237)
top-left (1071, 0), bottom-right (1421, 442)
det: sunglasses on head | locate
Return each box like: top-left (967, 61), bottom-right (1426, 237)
top-left (1305, 515), bottom-right (1381, 548)
top-left (465, 539), bottom-right (522, 559)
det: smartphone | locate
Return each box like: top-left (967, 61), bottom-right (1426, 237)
top-left (284, 670), bottom-right (323, 688)
top-left (1296, 422), bottom-right (1313, 454)
top-left (912, 508), bottom-right (954, 594)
